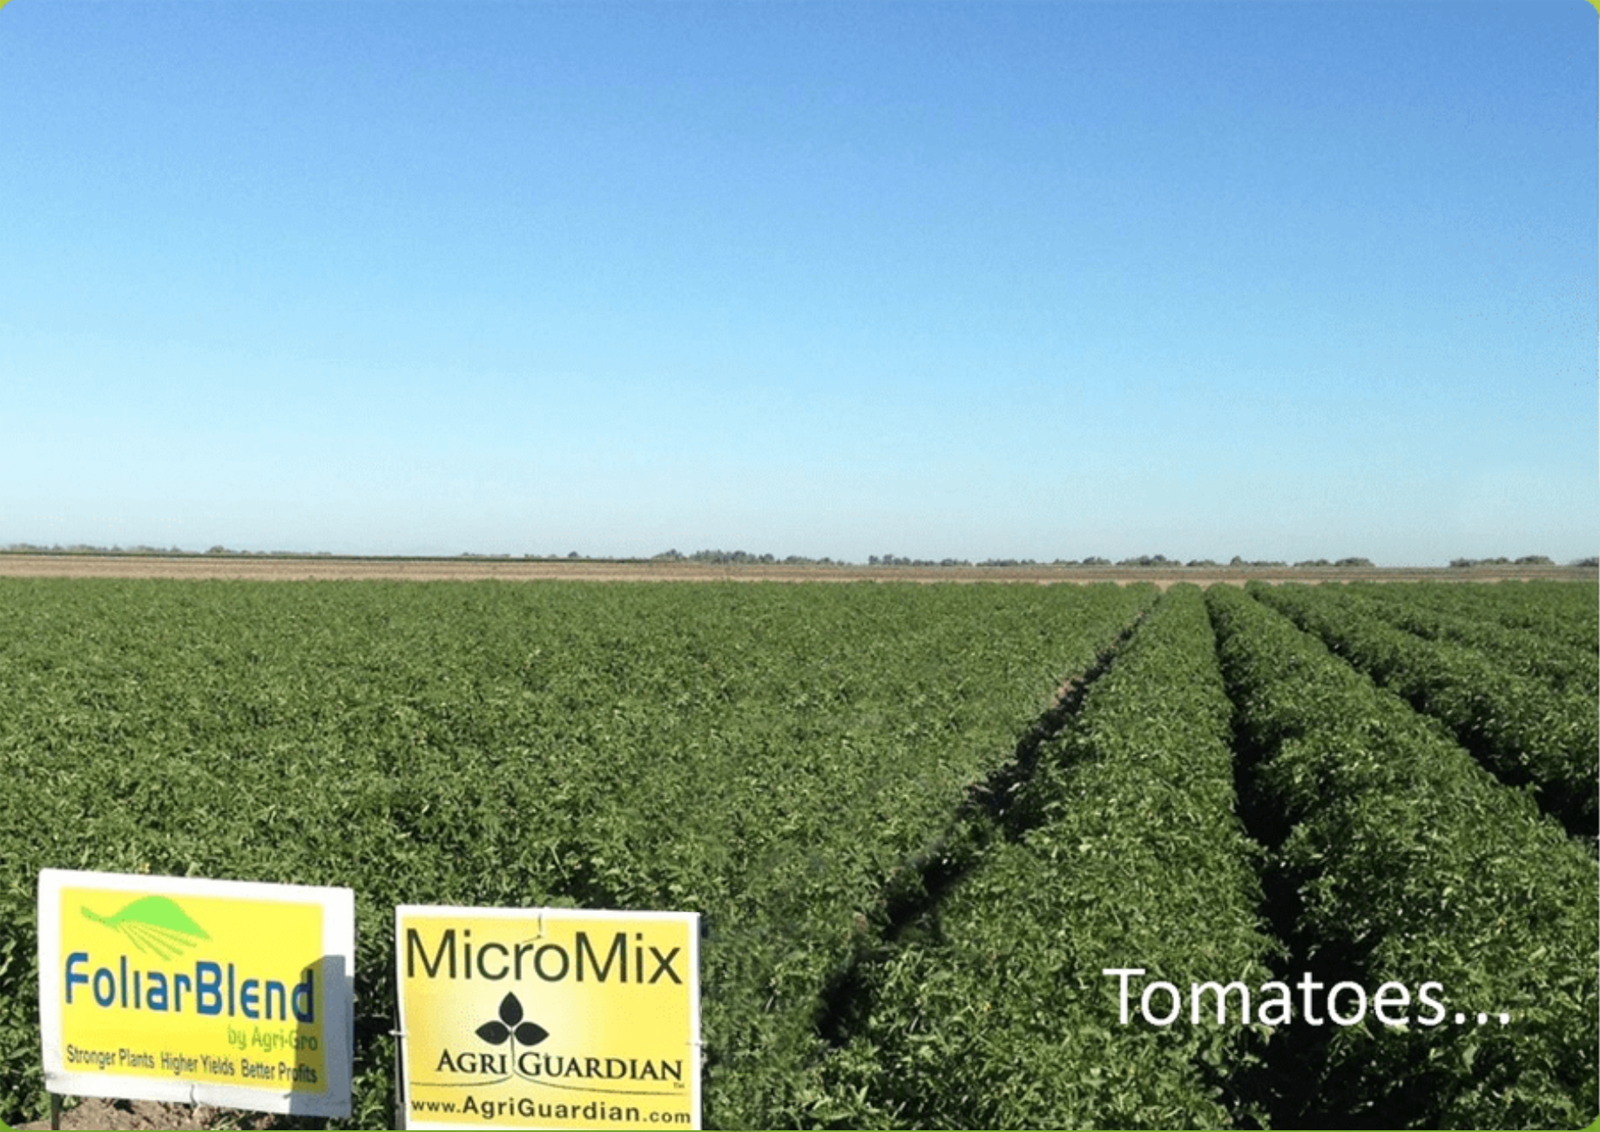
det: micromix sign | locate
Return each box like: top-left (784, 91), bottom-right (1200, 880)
top-left (37, 869), bottom-right (354, 1119)
top-left (396, 906), bottom-right (701, 1130)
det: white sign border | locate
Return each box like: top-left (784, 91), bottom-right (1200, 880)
top-left (395, 904), bottom-right (702, 1131)
top-left (38, 868), bottom-right (355, 1119)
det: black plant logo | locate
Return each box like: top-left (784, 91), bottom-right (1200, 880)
top-left (477, 993), bottom-right (548, 1053)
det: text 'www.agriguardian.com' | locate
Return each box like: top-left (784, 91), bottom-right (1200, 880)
top-left (411, 1095), bottom-right (695, 1124)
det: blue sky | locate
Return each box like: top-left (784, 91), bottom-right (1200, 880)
top-left (2, 0), bottom-right (1595, 565)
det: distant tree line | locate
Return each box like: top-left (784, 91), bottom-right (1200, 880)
top-left (0, 543), bottom-right (341, 557)
top-left (1449, 555), bottom-right (1597, 568)
top-left (858, 553), bottom-right (1384, 569)
top-left (654, 549), bottom-right (846, 566)
top-left (4, 543), bottom-right (1592, 569)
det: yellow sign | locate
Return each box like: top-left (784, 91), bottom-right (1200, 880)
top-left (396, 906), bottom-right (701, 1130)
top-left (37, 869), bottom-right (354, 1119)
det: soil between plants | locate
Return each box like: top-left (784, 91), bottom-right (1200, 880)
top-left (0, 553), bottom-right (1586, 588)
top-left (12, 1096), bottom-right (278, 1131)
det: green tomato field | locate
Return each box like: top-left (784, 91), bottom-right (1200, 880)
top-left (0, 577), bottom-right (1594, 1129)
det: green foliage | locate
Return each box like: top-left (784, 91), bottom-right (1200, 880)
top-left (2, 578), bottom-right (1593, 1129)
top-left (825, 586), bottom-right (1278, 1129)
top-left (1341, 583), bottom-right (1597, 697)
top-left (1208, 584), bottom-right (1599, 1129)
top-left (1359, 579), bottom-right (1599, 669)
top-left (0, 578), bottom-right (1151, 1128)
top-left (1251, 582), bottom-right (1597, 841)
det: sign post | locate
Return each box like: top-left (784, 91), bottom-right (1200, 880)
top-left (396, 906), bottom-right (700, 1130)
top-left (37, 869), bottom-right (354, 1120)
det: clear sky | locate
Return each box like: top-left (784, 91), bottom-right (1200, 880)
top-left (2, 0), bottom-right (1595, 565)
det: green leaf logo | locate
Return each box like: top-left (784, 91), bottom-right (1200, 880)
top-left (81, 895), bottom-right (210, 959)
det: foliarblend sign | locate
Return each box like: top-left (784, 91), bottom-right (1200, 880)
top-left (37, 869), bottom-right (355, 1119)
top-left (396, 906), bottom-right (700, 1130)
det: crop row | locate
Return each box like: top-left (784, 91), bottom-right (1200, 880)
top-left (0, 578), bottom-right (1154, 1128)
top-left (817, 582), bottom-right (1598, 1128)
top-left (1249, 581), bottom-right (1596, 841)
top-left (2, 578), bottom-right (1592, 1129)
top-left (1341, 583), bottom-right (1597, 697)
top-left (821, 584), bottom-right (1278, 1128)
top-left (1384, 580), bottom-right (1599, 657)
top-left (1207, 584), bottom-right (1598, 1129)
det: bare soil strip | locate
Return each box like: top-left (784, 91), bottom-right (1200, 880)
top-left (0, 554), bottom-right (1590, 587)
